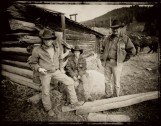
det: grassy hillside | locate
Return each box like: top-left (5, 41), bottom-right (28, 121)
top-left (81, 4), bottom-right (160, 36)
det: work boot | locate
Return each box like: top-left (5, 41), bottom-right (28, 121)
top-left (48, 109), bottom-right (55, 116)
top-left (85, 96), bottom-right (94, 102)
top-left (70, 101), bottom-right (84, 108)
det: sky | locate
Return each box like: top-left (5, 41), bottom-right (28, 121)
top-left (35, 4), bottom-right (153, 22)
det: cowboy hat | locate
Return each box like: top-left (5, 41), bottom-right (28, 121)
top-left (39, 29), bottom-right (57, 40)
top-left (71, 45), bottom-right (83, 54)
top-left (111, 20), bottom-right (124, 28)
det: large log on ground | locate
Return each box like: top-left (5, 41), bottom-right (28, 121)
top-left (1, 71), bottom-right (40, 91)
top-left (62, 91), bottom-right (158, 112)
top-left (27, 86), bottom-right (54, 104)
top-left (9, 19), bottom-right (37, 32)
top-left (1, 59), bottom-right (31, 70)
top-left (87, 113), bottom-right (130, 122)
top-left (1, 47), bottom-right (29, 55)
top-left (76, 91), bottom-right (159, 115)
top-left (2, 64), bottom-right (33, 79)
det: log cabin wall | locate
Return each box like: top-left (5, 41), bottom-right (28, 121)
top-left (1, 2), bottom-right (104, 88)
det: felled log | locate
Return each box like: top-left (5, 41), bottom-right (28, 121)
top-left (76, 91), bottom-right (159, 115)
top-left (18, 35), bottom-right (42, 44)
top-left (9, 19), bottom-right (37, 32)
top-left (2, 64), bottom-right (33, 79)
top-left (1, 47), bottom-right (29, 55)
top-left (87, 113), bottom-right (130, 122)
top-left (1, 59), bottom-right (31, 70)
top-left (2, 71), bottom-right (40, 91)
top-left (62, 91), bottom-right (158, 112)
top-left (1, 53), bottom-right (29, 62)
top-left (27, 86), bottom-right (54, 104)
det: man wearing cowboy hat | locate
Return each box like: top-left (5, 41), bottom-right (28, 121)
top-left (28, 29), bottom-right (84, 116)
top-left (65, 45), bottom-right (93, 102)
top-left (101, 19), bottom-right (136, 98)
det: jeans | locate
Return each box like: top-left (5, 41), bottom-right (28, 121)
top-left (104, 62), bottom-right (123, 97)
top-left (39, 70), bottom-right (78, 111)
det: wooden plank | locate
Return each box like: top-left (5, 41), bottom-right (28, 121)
top-left (2, 71), bottom-right (40, 91)
top-left (1, 47), bottom-right (30, 55)
top-left (2, 64), bottom-right (33, 79)
top-left (1, 59), bottom-right (31, 70)
top-left (62, 91), bottom-right (158, 112)
top-left (76, 91), bottom-right (159, 115)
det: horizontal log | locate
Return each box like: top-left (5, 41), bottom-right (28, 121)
top-left (1, 59), bottom-right (31, 70)
top-left (2, 71), bottom-right (40, 91)
top-left (1, 41), bottom-right (29, 47)
top-left (1, 53), bottom-right (29, 62)
top-left (65, 29), bottom-right (96, 38)
top-left (1, 47), bottom-right (29, 55)
top-left (76, 91), bottom-right (159, 115)
top-left (66, 40), bottom-right (96, 45)
top-left (18, 35), bottom-right (42, 44)
top-left (87, 113), bottom-right (130, 122)
top-left (2, 64), bottom-right (33, 79)
top-left (66, 34), bottom-right (96, 41)
top-left (9, 19), bottom-right (36, 31)
top-left (1, 33), bottom-right (35, 41)
top-left (62, 91), bottom-right (158, 112)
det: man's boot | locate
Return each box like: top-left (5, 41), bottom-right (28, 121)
top-left (48, 109), bottom-right (55, 116)
top-left (69, 101), bottom-right (84, 108)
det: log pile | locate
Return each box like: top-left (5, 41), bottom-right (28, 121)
top-left (1, 3), bottom-right (98, 91)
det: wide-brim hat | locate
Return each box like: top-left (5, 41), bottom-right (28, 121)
top-left (111, 20), bottom-right (124, 28)
top-left (71, 45), bottom-right (83, 54)
top-left (39, 29), bottom-right (57, 40)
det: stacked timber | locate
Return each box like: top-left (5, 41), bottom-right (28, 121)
top-left (66, 29), bottom-right (96, 58)
top-left (2, 3), bottom-right (98, 91)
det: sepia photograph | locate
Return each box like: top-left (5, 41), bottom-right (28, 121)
top-left (0, 0), bottom-right (160, 124)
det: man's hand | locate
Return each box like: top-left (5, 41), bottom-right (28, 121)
top-left (38, 68), bottom-right (47, 75)
top-left (60, 68), bottom-right (65, 74)
top-left (73, 76), bottom-right (78, 81)
top-left (77, 75), bottom-right (81, 80)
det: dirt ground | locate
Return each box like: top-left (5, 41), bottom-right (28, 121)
top-left (0, 47), bottom-right (160, 123)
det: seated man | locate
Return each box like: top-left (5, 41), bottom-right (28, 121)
top-left (28, 29), bottom-right (84, 116)
top-left (65, 45), bottom-right (93, 102)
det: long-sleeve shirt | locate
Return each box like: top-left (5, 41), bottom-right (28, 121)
top-left (28, 42), bottom-right (63, 73)
top-left (65, 55), bottom-right (87, 77)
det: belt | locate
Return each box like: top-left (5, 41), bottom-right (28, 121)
top-left (106, 58), bottom-right (116, 61)
top-left (47, 68), bottom-right (59, 73)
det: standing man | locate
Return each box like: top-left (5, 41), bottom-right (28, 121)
top-left (101, 20), bottom-right (136, 98)
top-left (65, 45), bottom-right (93, 102)
top-left (28, 29), bottom-right (84, 116)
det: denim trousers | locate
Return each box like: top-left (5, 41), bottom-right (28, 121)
top-left (39, 70), bottom-right (78, 111)
top-left (104, 62), bottom-right (123, 97)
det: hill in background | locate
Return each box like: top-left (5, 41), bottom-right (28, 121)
top-left (81, 4), bottom-right (160, 36)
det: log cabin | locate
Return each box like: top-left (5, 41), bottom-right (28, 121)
top-left (1, 1), bottom-right (104, 89)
